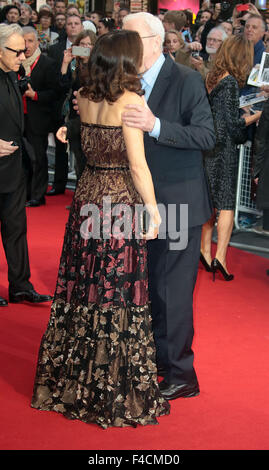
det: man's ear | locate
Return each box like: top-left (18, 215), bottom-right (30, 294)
top-left (154, 35), bottom-right (162, 53)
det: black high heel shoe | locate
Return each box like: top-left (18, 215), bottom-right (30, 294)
top-left (200, 253), bottom-right (212, 272)
top-left (211, 258), bottom-right (234, 282)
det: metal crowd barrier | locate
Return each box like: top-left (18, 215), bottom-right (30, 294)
top-left (232, 140), bottom-right (269, 253)
top-left (234, 140), bottom-right (261, 230)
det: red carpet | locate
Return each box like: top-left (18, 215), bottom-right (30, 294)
top-left (0, 191), bottom-right (268, 450)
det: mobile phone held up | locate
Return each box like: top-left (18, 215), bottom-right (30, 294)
top-left (236, 3), bottom-right (250, 12)
top-left (72, 46), bottom-right (91, 57)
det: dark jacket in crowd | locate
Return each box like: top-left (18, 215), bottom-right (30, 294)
top-left (0, 69), bottom-right (24, 192)
top-left (47, 40), bottom-right (68, 125)
top-left (253, 99), bottom-right (269, 210)
top-left (24, 54), bottom-right (58, 135)
top-left (18, 20), bottom-right (36, 28)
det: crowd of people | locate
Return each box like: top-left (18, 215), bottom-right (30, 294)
top-left (0, 1), bottom-right (268, 429)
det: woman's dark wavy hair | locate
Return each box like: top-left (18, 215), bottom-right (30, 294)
top-left (80, 29), bottom-right (144, 103)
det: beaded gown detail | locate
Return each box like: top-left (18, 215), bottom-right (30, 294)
top-left (31, 123), bottom-right (170, 428)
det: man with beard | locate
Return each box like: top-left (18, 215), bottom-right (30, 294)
top-left (175, 26), bottom-right (227, 79)
top-left (189, 26), bottom-right (227, 79)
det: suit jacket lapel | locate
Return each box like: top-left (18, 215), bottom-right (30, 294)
top-left (147, 55), bottom-right (174, 114)
top-left (0, 72), bottom-right (23, 132)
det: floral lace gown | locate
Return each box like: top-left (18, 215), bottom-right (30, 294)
top-left (31, 124), bottom-right (170, 428)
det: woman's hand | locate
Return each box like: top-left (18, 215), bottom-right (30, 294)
top-left (56, 126), bottom-right (68, 143)
top-left (141, 206), bottom-right (161, 240)
top-left (61, 48), bottom-right (75, 75)
top-left (243, 110), bottom-right (262, 126)
top-left (62, 48), bottom-right (74, 65)
top-left (247, 3), bottom-right (261, 16)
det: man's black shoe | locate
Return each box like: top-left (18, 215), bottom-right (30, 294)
top-left (0, 296), bottom-right (8, 307)
top-left (159, 380), bottom-right (200, 400)
top-left (46, 188), bottom-right (65, 196)
top-left (26, 197), bottom-right (45, 207)
top-left (9, 289), bottom-right (52, 304)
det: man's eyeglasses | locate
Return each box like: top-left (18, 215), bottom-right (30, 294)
top-left (141, 35), bottom-right (157, 39)
top-left (5, 46), bottom-right (27, 57)
top-left (207, 37), bottom-right (222, 44)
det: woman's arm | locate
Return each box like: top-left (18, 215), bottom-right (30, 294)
top-left (61, 48), bottom-right (74, 76)
top-left (122, 95), bottom-right (161, 239)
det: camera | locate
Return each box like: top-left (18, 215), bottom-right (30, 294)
top-left (72, 46), bottom-right (91, 57)
top-left (191, 51), bottom-right (200, 58)
top-left (210, 0), bottom-right (238, 22)
top-left (221, 2), bottom-right (232, 12)
top-left (18, 75), bottom-right (31, 95)
top-left (211, 0), bottom-right (231, 11)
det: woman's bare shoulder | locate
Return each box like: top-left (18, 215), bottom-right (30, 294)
top-left (117, 90), bottom-right (145, 107)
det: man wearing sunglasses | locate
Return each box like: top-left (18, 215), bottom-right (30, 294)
top-left (0, 23), bottom-right (52, 307)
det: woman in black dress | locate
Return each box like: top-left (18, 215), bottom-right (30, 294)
top-left (200, 35), bottom-right (261, 280)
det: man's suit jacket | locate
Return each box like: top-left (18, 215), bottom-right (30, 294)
top-left (25, 54), bottom-right (58, 135)
top-left (47, 39), bottom-right (66, 66)
top-left (0, 72), bottom-right (24, 193)
top-left (145, 56), bottom-right (215, 230)
top-left (47, 41), bottom-right (68, 124)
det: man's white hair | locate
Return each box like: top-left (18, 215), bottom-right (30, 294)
top-left (208, 26), bottom-right (228, 41)
top-left (0, 23), bottom-right (23, 49)
top-left (123, 12), bottom-right (165, 44)
top-left (246, 14), bottom-right (266, 31)
top-left (21, 3), bottom-right (32, 14)
top-left (39, 4), bottom-right (53, 12)
top-left (22, 26), bottom-right (38, 39)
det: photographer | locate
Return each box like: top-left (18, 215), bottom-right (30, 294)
top-left (232, 2), bottom-right (261, 34)
top-left (46, 14), bottom-right (83, 196)
top-left (57, 30), bottom-right (96, 181)
top-left (176, 26), bottom-right (227, 80)
top-left (191, 27), bottom-right (227, 78)
top-left (21, 26), bottom-right (57, 207)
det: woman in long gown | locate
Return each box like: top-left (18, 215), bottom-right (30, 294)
top-left (200, 35), bottom-right (262, 280)
top-left (31, 30), bottom-right (170, 429)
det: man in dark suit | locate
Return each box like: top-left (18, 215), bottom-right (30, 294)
top-left (0, 23), bottom-right (52, 307)
top-left (21, 26), bottom-right (57, 206)
top-left (122, 13), bottom-right (215, 400)
top-left (46, 14), bottom-right (83, 196)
